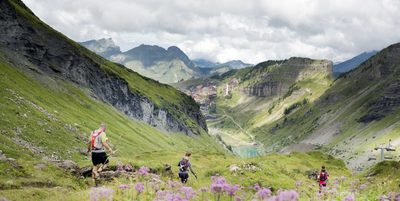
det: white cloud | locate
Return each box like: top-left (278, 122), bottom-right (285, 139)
top-left (22, 0), bottom-right (400, 64)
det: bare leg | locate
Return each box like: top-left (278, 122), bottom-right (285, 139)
top-left (92, 165), bottom-right (99, 181)
top-left (98, 163), bottom-right (108, 172)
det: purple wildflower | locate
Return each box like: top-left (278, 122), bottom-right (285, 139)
top-left (135, 182), bottom-right (145, 193)
top-left (211, 176), bottom-right (227, 184)
top-left (138, 166), bottom-right (150, 176)
top-left (211, 183), bottom-right (224, 193)
top-left (124, 164), bottom-right (133, 172)
top-left (256, 188), bottom-right (272, 199)
top-left (224, 184), bottom-right (240, 197)
top-left (211, 176), bottom-right (227, 194)
top-left (165, 193), bottom-right (185, 201)
top-left (179, 186), bottom-right (196, 200)
top-left (90, 187), bottom-right (114, 201)
top-left (276, 190), bottom-right (299, 201)
top-left (167, 180), bottom-right (182, 189)
top-left (253, 184), bottom-right (261, 191)
top-left (118, 184), bottom-right (130, 190)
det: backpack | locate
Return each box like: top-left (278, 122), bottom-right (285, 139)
top-left (319, 172), bottom-right (327, 181)
top-left (91, 130), bottom-right (103, 149)
top-left (178, 160), bottom-right (188, 172)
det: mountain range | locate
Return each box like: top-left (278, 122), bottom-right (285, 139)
top-left (80, 38), bottom-right (252, 83)
top-left (193, 59), bottom-right (252, 69)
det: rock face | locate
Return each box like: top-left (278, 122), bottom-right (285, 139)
top-left (0, 0), bottom-right (206, 135)
top-left (242, 58), bottom-right (332, 97)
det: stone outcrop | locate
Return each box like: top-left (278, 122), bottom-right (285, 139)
top-left (0, 0), bottom-right (206, 135)
top-left (359, 81), bottom-right (400, 123)
top-left (242, 58), bottom-right (332, 97)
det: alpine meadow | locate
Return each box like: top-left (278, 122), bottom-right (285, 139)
top-left (1, 0), bottom-right (400, 200)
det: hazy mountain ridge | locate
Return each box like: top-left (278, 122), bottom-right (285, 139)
top-left (80, 38), bottom-right (121, 58)
top-left (333, 50), bottom-right (378, 75)
top-left (80, 38), bottom-right (252, 83)
top-left (193, 59), bottom-right (252, 69)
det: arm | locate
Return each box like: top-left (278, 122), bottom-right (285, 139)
top-left (189, 166), bottom-right (197, 178)
top-left (101, 133), bottom-right (113, 154)
top-left (102, 140), bottom-right (113, 154)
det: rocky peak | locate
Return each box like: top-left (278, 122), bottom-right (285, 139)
top-left (167, 46), bottom-right (195, 68)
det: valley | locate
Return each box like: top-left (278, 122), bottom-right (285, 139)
top-left (0, 0), bottom-right (399, 200)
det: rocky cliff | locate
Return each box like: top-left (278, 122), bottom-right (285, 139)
top-left (0, 0), bottom-right (206, 135)
top-left (242, 58), bottom-right (332, 97)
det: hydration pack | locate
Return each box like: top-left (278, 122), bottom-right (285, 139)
top-left (91, 130), bottom-right (103, 149)
top-left (178, 160), bottom-right (188, 172)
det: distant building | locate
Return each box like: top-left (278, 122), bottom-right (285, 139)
top-left (224, 78), bottom-right (239, 96)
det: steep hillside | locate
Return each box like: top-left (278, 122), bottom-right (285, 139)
top-left (0, 0), bottom-right (227, 197)
top-left (176, 58), bottom-right (333, 156)
top-left (255, 43), bottom-right (400, 169)
top-left (0, 0), bottom-right (207, 135)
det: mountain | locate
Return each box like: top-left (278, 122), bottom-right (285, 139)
top-left (176, 57), bottom-right (333, 156)
top-left (81, 40), bottom-right (200, 83)
top-left (193, 59), bottom-right (252, 69)
top-left (333, 51), bottom-right (378, 76)
top-left (192, 59), bottom-right (218, 68)
top-left (79, 38), bottom-right (121, 58)
top-left (80, 40), bottom-right (253, 83)
top-left (253, 44), bottom-right (400, 169)
top-left (220, 60), bottom-right (252, 69)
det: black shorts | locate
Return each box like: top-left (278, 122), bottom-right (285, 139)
top-left (179, 172), bottom-right (189, 179)
top-left (92, 152), bottom-right (109, 166)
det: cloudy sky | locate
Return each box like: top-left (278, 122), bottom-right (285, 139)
top-left (23, 0), bottom-right (400, 64)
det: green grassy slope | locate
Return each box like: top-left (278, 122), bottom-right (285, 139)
top-left (3, 0), bottom-right (204, 135)
top-left (1, 150), bottom-right (352, 201)
top-left (254, 43), bottom-right (400, 169)
top-left (0, 55), bottom-right (224, 194)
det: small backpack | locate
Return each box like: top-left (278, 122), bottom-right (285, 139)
top-left (178, 160), bottom-right (188, 172)
top-left (91, 130), bottom-right (103, 149)
top-left (319, 172), bottom-right (327, 181)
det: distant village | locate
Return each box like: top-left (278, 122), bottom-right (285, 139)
top-left (184, 78), bottom-right (239, 117)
